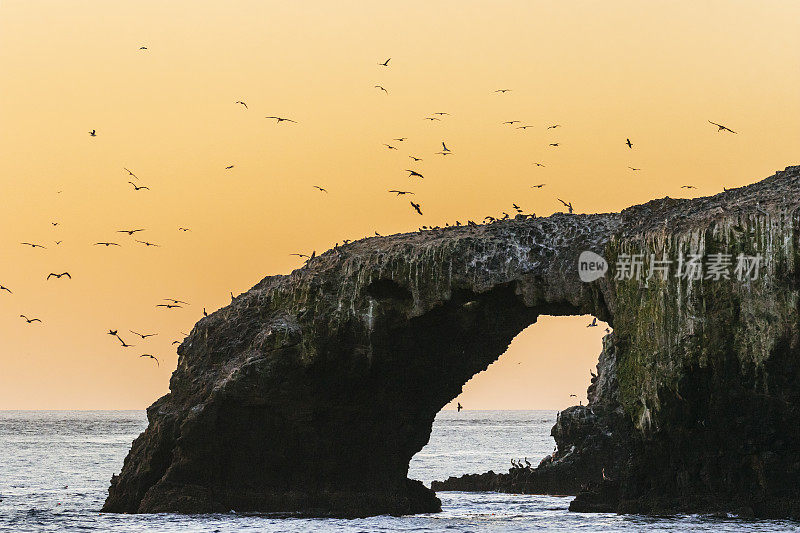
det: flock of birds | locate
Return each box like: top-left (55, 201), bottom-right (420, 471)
top-left (4, 48), bottom-right (740, 377)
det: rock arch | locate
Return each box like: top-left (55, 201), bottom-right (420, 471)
top-left (104, 167), bottom-right (800, 518)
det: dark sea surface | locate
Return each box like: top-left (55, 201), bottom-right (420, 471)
top-left (1, 410), bottom-right (797, 532)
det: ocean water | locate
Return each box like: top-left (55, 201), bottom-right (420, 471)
top-left (1, 410), bottom-right (797, 532)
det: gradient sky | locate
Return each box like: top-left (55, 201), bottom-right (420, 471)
top-left (1, 1), bottom-right (798, 410)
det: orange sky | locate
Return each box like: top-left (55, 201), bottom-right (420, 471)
top-left (1, 1), bottom-right (798, 409)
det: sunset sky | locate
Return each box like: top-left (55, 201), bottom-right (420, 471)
top-left (1, 1), bottom-right (798, 410)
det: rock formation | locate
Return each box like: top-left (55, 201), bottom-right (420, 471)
top-left (104, 166), bottom-right (800, 518)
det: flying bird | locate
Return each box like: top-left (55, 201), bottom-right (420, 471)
top-left (393, 137), bottom-right (407, 142)
top-left (265, 116), bottom-right (297, 123)
top-left (46, 272), bottom-right (71, 280)
top-left (124, 168), bottom-right (138, 179)
top-left (0, 285), bottom-right (12, 294)
top-left (378, 58), bottom-right (391, 66)
top-left (626, 138), bottom-right (633, 149)
top-left (88, 130), bottom-right (96, 136)
top-left (117, 229), bottom-right (145, 235)
top-left (138, 46), bottom-right (147, 50)
top-left (502, 120), bottom-right (521, 125)
top-left (406, 170), bottom-right (424, 179)
top-left (20, 315), bottom-right (42, 324)
top-left (95, 242), bottom-right (120, 247)
top-left (441, 141), bottom-right (450, 152)
top-left (54, 241), bottom-right (62, 245)
top-left (156, 303), bottom-right (182, 309)
top-left (107, 329), bottom-right (118, 336)
top-left (628, 166), bottom-right (641, 171)
top-left (164, 298), bottom-right (189, 305)
top-left (389, 190), bottom-right (414, 195)
top-left (374, 85), bottom-right (388, 94)
top-left (681, 185), bottom-right (697, 189)
top-left (134, 240), bottom-right (159, 247)
top-left (494, 89), bottom-right (511, 93)
top-left (128, 182), bottom-right (150, 191)
top-left (290, 253), bottom-right (310, 258)
top-left (410, 201), bottom-right (423, 215)
top-left (384, 144), bottom-right (397, 150)
top-left (708, 120), bottom-right (737, 134)
top-left (235, 101), bottom-right (248, 109)
top-left (516, 125), bottom-right (534, 129)
top-left (225, 165), bottom-right (234, 170)
top-left (547, 124), bottom-right (561, 129)
top-left (312, 185), bottom-right (328, 193)
top-left (409, 156), bottom-right (423, 161)
top-left (178, 227), bottom-right (191, 232)
top-left (139, 354), bottom-right (160, 366)
top-left (423, 117), bottom-right (441, 121)
top-left (130, 330), bottom-right (157, 339)
top-left (21, 242), bottom-right (46, 249)
top-left (533, 162), bottom-right (546, 167)
top-left (531, 184), bottom-right (545, 188)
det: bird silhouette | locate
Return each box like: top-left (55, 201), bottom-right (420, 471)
top-left (587, 317), bottom-right (598, 327)
top-left (130, 330), bottom-right (157, 339)
top-left (20, 315), bottom-right (42, 324)
top-left (235, 101), bottom-right (248, 109)
top-left (441, 141), bottom-right (450, 152)
top-left (265, 116), bottom-right (297, 123)
top-left (138, 46), bottom-right (147, 50)
top-left (433, 112), bottom-right (450, 116)
top-left (708, 120), bottom-right (737, 134)
top-left (94, 242), bottom-right (120, 247)
top-left (393, 137), bottom-right (407, 142)
top-left (117, 229), bottom-right (145, 235)
top-left (410, 201), bottom-right (423, 215)
top-left (128, 182), bottom-right (150, 191)
top-left (557, 198), bottom-right (574, 213)
top-left (374, 85), bottom-right (388, 94)
top-left (135, 240), bottom-right (159, 247)
top-left (406, 170), bottom-right (424, 179)
top-left (164, 298), bottom-right (189, 305)
top-left (502, 120), bottom-right (521, 125)
top-left (516, 125), bottom-right (534, 129)
top-left (389, 190), bottom-right (414, 195)
top-left (225, 165), bottom-right (234, 170)
top-left (290, 253), bottom-right (310, 258)
top-left (21, 242), bottom-right (46, 249)
top-left (628, 166), bottom-right (641, 171)
top-left (384, 144), bottom-right (397, 150)
top-left (549, 143), bottom-right (560, 147)
top-left (123, 168), bottom-right (138, 179)
top-left (378, 58), bottom-right (391, 66)
top-left (115, 335), bottom-right (135, 348)
top-left (626, 138), bottom-right (633, 149)
top-left (457, 402), bottom-right (463, 412)
top-left (531, 184), bottom-right (545, 188)
top-left (156, 303), bottom-right (182, 309)
top-left (313, 186), bottom-right (328, 193)
top-left (54, 240), bottom-right (62, 245)
top-left (178, 227), bottom-right (191, 232)
top-left (409, 156), bottom-right (423, 161)
top-left (424, 117), bottom-right (441, 121)
top-left (88, 130), bottom-right (96, 136)
top-left (681, 185), bottom-right (697, 189)
top-left (494, 89), bottom-right (511, 93)
top-left (547, 124), bottom-right (561, 129)
top-left (139, 354), bottom-right (159, 366)
top-left (0, 285), bottom-right (12, 294)
top-left (46, 272), bottom-right (71, 280)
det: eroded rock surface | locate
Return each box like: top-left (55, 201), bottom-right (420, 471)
top-left (105, 166), bottom-right (800, 518)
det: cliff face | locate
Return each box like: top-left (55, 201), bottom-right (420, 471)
top-left (104, 166), bottom-right (800, 518)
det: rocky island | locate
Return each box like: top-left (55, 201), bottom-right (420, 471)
top-left (104, 166), bottom-right (800, 518)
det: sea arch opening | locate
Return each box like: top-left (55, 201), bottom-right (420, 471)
top-left (407, 314), bottom-right (610, 487)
